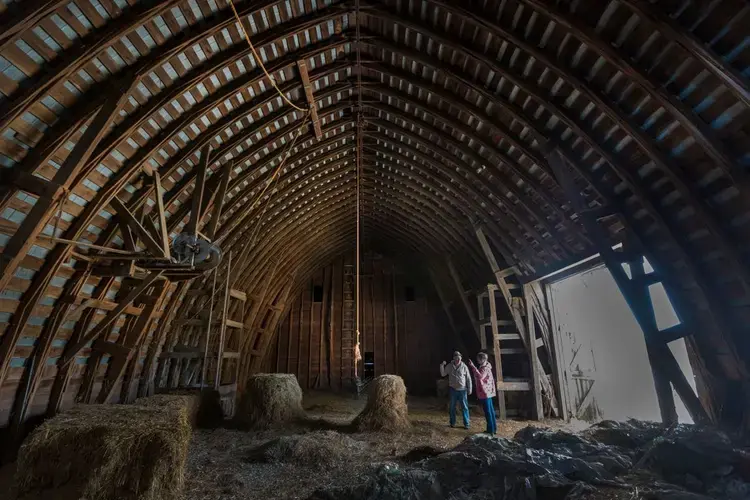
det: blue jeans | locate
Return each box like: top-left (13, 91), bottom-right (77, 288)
top-left (480, 397), bottom-right (497, 434)
top-left (449, 388), bottom-right (470, 428)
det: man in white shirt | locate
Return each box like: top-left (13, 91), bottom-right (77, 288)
top-left (440, 351), bottom-right (472, 429)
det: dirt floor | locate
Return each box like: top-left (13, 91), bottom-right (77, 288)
top-left (183, 391), bottom-right (567, 500)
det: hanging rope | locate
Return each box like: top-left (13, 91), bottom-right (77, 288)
top-left (227, 0), bottom-right (309, 113)
top-left (354, 0), bottom-right (363, 378)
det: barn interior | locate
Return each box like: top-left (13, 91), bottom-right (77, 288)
top-left (0, 0), bottom-right (749, 499)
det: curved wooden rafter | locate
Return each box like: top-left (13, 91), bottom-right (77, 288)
top-left (0, 0), bottom-right (748, 432)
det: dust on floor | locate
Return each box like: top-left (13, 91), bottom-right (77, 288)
top-left (183, 391), bottom-right (566, 500)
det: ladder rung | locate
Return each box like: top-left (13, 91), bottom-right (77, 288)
top-left (230, 289), bottom-right (247, 301)
top-left (493, 333), bottom-right (521, 341)
top-left (497, 380), bottom-right (531, 391)
top-left (496, 267), bottom-right (518, 279)
top-left (481, 320), bottom-right (515, 328)
top-left (500, 348), bottom-right (526, 355)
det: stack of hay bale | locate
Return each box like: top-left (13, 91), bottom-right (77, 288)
top-left (15, 393), bottom-right (199, 500)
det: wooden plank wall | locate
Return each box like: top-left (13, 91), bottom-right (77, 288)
top-left (267, 254), bottom-right (456, 395)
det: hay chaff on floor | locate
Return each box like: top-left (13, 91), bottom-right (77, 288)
top-left (16, 402), bottom-right (192, 500)
top-left (236, 373), bottom-right (303, 429)
top-left (246, 431), bottom-right (366, 467)
top-left (351, 375), bottom-right (410, 432)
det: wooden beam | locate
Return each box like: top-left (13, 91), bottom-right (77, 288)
top-left (110, 197), bottom-right (168, 258)
top-left (215, 252), bottom-right (233, 389)
top-left (187, 143), bottom-right (211, 236)
top-left (152, 172), bottom-right (171, 258)
top-left (205, 161), bottom-right (233, 240)
top-left (57, 271), bottom-right (164, 368)
top-left (0, 95), bottom-right (123, 292)
top-left (524, 284), bottom-right (544, 420)
top-left (446, 257), bottom-right (479, 339)
top-left (487, 282), bottom-right (507, 419)
top-left (296, 59), bottom-right (322, 140)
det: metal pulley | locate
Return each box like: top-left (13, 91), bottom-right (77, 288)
top-left (171, 233), bottom-right (220, 266)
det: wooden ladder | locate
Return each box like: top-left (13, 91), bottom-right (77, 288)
top-left (156, 254), bottom-right (245, 416)
top-left (340, 264), bottom-right (355, 387)
top-left (476, 227), bottom-right (560, 419)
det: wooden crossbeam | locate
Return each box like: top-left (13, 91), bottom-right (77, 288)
top-left (110, 197), bottom-right (167, 258)
top-left (297, 60), bottom-right (323, 140)
top-left (68, 298), bottom-right (143, 317)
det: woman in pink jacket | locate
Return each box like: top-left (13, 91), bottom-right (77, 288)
top-left (468, 352), bottom-right (497, 435)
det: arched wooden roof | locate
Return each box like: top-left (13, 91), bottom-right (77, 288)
top-left (0, 0), bottom-right (749, 431)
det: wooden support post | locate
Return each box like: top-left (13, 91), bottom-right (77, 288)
top-left (187, 143), bottom-right (210, 236)
top-left (524, 284), bottom-right (544, 420)
top-left (530, 282), bottom-right (568, 420)
top-left (152, 172), bottom-right (171, 258)
top-left (487, 284), bottom-right (507, 419)
top-left (215, 252), bottom-right (232, 389)
top-left (297, 60), bottom-right (322, 140)
top-left (206, 161), bottom-right (232, 240)
top-left (547, 148), bottom-right (709, 424)
top-left (393, 268), bottom-right (399, 371)
top-left (627, 253), bottom-right (678, 424)
top-left (476, 293), bottom-right (487, 351)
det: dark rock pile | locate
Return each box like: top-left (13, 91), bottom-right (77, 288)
top-left (308, 420), bottom-right (750, 500)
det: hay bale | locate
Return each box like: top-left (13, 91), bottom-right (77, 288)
top-left (351, 375), bottom-right (410, 432)
top-left (16, 404), bottom-right (191, 500)
top-left (134, 393), bottom-right (200, 428)
top-left (236, 373), bottom-right (303, 429)
top-left (247, 431), bottom-right (365, 467)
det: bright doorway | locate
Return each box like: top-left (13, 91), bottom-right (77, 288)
top-left (548, 262), bottom-right (696, 423)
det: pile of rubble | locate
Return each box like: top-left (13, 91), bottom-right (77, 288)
top-left (309, 420), bottom-right (750, 500)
